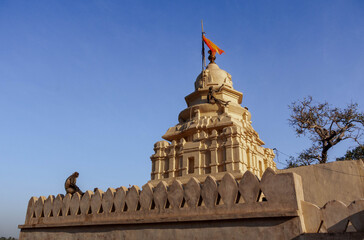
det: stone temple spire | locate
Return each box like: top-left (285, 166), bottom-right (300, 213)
top-left (149, 61), bottom-right (276, 186)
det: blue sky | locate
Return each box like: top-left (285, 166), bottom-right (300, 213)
top-left (1, 0), bottom-right (364, 237)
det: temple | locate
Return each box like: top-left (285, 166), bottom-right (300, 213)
top-left (150, 61), bottom-right (276, 185)
top-left (18, 50), bottom-right (364, 240)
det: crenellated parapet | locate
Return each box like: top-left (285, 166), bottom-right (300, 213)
top-left (20, 166), bottom-right (364, 238)
top-left (301, 199), bottom-right (364, 233)
top-left (21, 168), bottom-right (303, 228)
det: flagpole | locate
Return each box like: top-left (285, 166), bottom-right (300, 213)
top-left (201, 20), bottom-right (206, 71)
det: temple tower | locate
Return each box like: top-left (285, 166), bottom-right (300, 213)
top-left (150, 61), bottom-right (276, 186)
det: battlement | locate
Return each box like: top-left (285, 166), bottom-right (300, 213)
top-left (301, 199), bottom-right (364, 233)
top-left (19, 167), bottom-right (364, 239)
top-left (21, 168), bottom-right (303, 228)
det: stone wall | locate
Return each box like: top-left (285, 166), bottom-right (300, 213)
top-left (301, 199), bottom-right (364, 234)
top-left (19, 218), bottom-right (303, 240)
top-left (280, 160), bottom-right (364, 207)
top-left (19, 166), bottom-right (364, 239)
top-left (20, 169), bottom-right (305, 240)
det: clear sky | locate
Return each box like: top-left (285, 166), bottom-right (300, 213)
top-left (1, 0), bottom-right (364, 237)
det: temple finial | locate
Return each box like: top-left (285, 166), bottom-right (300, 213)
top-left (208, 50), bottom-right (216, 64)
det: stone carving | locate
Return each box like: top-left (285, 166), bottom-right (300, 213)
top-left (207, 84), bottom-right (230, 106)
top-left (65, 172), bottom-right (83, 195)
top-left (151, 62), bottom-right (276, 186)
top-left (151, 124), bottom-right (276, 185)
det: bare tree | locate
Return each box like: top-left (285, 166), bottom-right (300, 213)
top-left (288, 96), bottom-right (364, 164)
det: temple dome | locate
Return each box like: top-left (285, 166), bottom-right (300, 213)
top-left (194, 63), bottom-right (233, 90)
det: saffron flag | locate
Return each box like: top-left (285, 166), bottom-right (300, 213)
top-left (203, 35), bottom-right (225, 55)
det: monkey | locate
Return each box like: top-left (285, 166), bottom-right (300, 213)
top-left (65, 172), bottom-right (83, 195)
top-left (207, 84), bottom-right (230, 106)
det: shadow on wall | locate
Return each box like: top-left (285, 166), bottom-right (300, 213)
top-left (279, 160), bottom-right (364, 207)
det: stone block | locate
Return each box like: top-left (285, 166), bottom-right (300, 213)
top-left (301, 201), bottom-right (321, 233)
top-left (348, 199), bottom-right (364, 232)
top-left (218, 173), bottom-right (238, 207)
top-left (91, 189), bottom-right (104, 214)
top-left (52, 194), bottom-right (63, 217)
top-left (239, 171), bottom-right (260, 203)
top-left (102, 188), bottom-right (116, 213)
top-left (43, 195), bottom-right (54, 218)
top-left (184, 177), bottom-right (201, 208)
top-left (25, 197), bottom-right (37, 223)
top-left (260, 168), bottom-right (302, 205)
top-left (201, 175), bottom-right (218, 208)
top-left (126, 185), bottom-right (140, 211)
top-left (34, 196), bottom-right (46, 218)
top-left (321, 200), bottom-right (349, 233)
top-left (260, 167), bottom-right (275, 185)
top-left (114, 186), bottom-right (128, 212)
top-left (168, 180), bottom-right (184, 209)
top-left (80, 191), bottom-right (93, 215)
top-left (62, 194), bottom-right (72, 217)
top-left (70, 192), bottom-right (81, 216)
top-left (140, 183), bottom-right (154, 211)
top-left (154, 181), bottom-right (168, 210)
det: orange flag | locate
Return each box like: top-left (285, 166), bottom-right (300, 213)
top-left (203, 35), bottom-right (225, 55)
